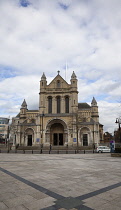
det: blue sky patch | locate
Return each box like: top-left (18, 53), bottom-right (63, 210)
top-left (59, 3), bottom-right (69, 10)
top-left (20, 0), bottom-right (30, 7)
top-left (0, 65), bottom-right (18, 80)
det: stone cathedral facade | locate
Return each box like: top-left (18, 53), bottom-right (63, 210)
top-left (11, 71), bottom-right (103, 148)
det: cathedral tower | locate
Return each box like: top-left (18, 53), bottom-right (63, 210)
top-left (39, 73), bottom-right (47, 114)
top-left (70, 71), bottom-right (78, 113)
top-left (20, 99), bottom-right (27, 119)
top-left (91, 97), bottom-right (99, 122)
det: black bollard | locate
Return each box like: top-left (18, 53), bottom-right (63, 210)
top-left (23, 150), bottom-right (25, 154)
top-left (75, 150), bottom-right (76, 154)
top-left (7, 149), bottom-right (9, 153)
top-left (84, 150), bottom-right (85, 154)
top-left (32, 150), bottom-right (33, 154)
top-left (49, 150), bottom-right (50, 154)
top-left (57, 150), bottom-right (59, 154)
top-left (93, 150), bottom-right (94, 153)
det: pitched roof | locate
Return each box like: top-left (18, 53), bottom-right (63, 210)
top-left (48, 74), bottom-right (69, 87)
top-left (78, 103), bottom-right (91, 109)
top-left (16, 113), bottom-right (20, 117)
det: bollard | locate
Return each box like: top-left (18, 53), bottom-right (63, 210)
top-left (41, 149), bottom-right (42, 154)
top-left (49, 150), bottom-right (50, 154)
top-left (0, 149), bottom-right (1, 153)
top-left (84, 150), bottom-right (85, 154)
top-left (75, 150), bottom-right (76, 154)
top-left (66, 150), bottom-right (68, 154)
top-left (57, 150), bottom-right (59, 154)
top-left (93, 150), bottom-right (94, 153)
top-left (23, 150), bottom-right (25, 154)
top-left (7, 149), bottom-right (9, 153)
top-left (32, 150), bottom-right (33, 154)
top-left (15, 149), bottom-right (17, 153)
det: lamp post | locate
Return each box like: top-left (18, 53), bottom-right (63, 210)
top-left (115, 117), bottom-right (121, 143)
top-left (41, 112), bottom-right (44, 148)
top-left (7, 124), bottom-right (10, 151)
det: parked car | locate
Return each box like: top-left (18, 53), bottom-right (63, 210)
top-left (97, 146), bottom-right (110, 153)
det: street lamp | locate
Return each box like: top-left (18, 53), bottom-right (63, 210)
top-left (41, 112), bottom-right (44, 148)
top-left (115, 117), bottom-right (121, 142)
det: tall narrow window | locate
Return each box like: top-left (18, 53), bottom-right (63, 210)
top-left (57, 96), bottom-right (61, 113)
top-left (57, 80), bottom-right (60, 88)
top-left (48, 96), bottom-right (52, 113)
top-left (65, 96), bottom-right (69, 113)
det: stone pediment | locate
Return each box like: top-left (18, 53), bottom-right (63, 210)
top-left (47, 75), bottom-right (70, 89)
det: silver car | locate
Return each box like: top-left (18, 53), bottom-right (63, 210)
top-left (97, 146), bottom-right (110, 153)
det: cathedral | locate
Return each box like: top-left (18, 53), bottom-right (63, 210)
top-left (11, 71), bottom-right (103, 148)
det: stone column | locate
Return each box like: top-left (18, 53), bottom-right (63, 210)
top-left (61, 96), bottom-right (65, 113)
top-left (53, 96), bottom-right (56, 114)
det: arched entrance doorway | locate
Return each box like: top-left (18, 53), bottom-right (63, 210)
top-left (45, 119), bottom-right (68, 146)
top-left (25, 128), bottom-right (34, 146)
top-left (80, 127), bottom-right (91, 146)
top-left (51, 123), bottom-right (64, 145)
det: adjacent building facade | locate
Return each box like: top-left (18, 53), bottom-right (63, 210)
top-left (0, 117), bottom-right (9, 144)
top-left (11, 71), bottom-right (103, 148)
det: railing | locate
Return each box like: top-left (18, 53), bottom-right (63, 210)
top-left (0, 148), bottom-right (96, 154)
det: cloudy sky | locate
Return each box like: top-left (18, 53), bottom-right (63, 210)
top-left (0, 0), bottom-right (121, 133)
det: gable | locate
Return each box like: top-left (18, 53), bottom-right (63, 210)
top-left (47, 75), bottom-right (70, 89)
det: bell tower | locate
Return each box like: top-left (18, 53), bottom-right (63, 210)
top-left (20, 99), bottom-right (27, 119)
top-left (91, 97), bottom-right (99, 122)
top-left (39, 73), bottom-right (47, 114)
top-left (70, 71), bottom-right (78, 113)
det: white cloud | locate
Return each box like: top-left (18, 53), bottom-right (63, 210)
top-left (0, 0), bottom-right (121, 133)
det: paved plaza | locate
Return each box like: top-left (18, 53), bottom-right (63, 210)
top-left (0, 153), bottom-right (121, 210)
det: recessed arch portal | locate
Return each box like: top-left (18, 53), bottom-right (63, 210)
top-left (24, 128), bottom-right (34, 146)
top-left (79, 127), bottom-right (91, 146)
top-left (45, 119), bottom-right (68, 146)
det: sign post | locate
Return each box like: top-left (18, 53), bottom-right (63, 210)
top-left (110, 140), bottom-right (115, 153)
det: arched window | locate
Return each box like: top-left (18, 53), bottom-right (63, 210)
top-left (65, 96), bottom-right (69, 113)
top-left (57, 96), bottom-right (61, 113)
top-left (48, 96), bottom-right (52, 113)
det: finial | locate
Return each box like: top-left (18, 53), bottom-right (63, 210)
top-left (57, 70), bottom-right (60, 75)
top-left (91, 97), bottom-right (97, 105)
top-left (71, 71), bottom-right (77, 79)
top-left (41, 72), bottom-right (46, 80)
top-left (21, 99), bottom-right (27, 108)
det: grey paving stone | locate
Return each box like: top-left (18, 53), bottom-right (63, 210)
top-left (0, 201), bottom-right (8, 209)
top-left (96, 191), bottom-right (120, 201)
top-left (9, 205), bottom-right (28, 210)
top-left (0, 193), bottom-right (17, 202)
top-left (95, 202), bottom-right (121, 210)
top-left (4, 195), bottom-right (37, 208)
top-left (24, 196), bottom-right (56, 210)
top-left (0, 153), bottom-right (121, 210)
